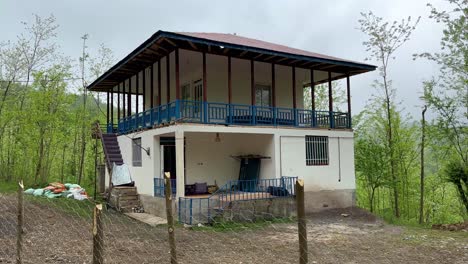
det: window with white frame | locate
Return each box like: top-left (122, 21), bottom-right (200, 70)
top-left (132, 138), bottom-right (142, 167)
top-left (305, 136), bottom-right (329, 166)
top-left (255, 84), bottom-right (271, 107)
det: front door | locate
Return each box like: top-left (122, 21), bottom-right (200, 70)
top-left (160, 137), bottom-right (177, 180)
top-left (162, 145), bottom-right (176, 180)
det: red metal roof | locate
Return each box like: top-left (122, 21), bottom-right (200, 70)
top-left (176, 32), bottom-right (362, 65)
top-left (87, 30), bottom-right (375, 92)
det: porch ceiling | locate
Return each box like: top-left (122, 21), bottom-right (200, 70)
top-left (87, 30), bottom-right (376, 93)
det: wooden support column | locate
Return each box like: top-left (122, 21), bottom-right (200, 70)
top-left (346, 74), bottom-right (351, 116)
top-left (110, 89), bottom-right (114, 124)
top-left (328, 71), bottom-right (333, 112)
top-left (106, 91), bottom-right (110, 125)
top-left (346, 74), bottom-right (351, 128)
top-left (228, 56), bottom-right (232, 104)
top-left (292, 66), bottom-right (296, 109)
top-left (16, 181), bottom-right (24, 264)
top-left (158, 60), bottom-right (162, 106)
top-left (166, 55), bottom-right (170, 103)
top-left (92, 204), bottom-right (104, 264)
top-left (175, 49), bottom-right (180, 100)
top-left (271, 63), bottom-right (276, 107)
top-left (328, 71), bottom-right (333, 128)
top-left (136, 73), bottom-right (139, 114)
top-left (250, 60), bottom-right (255, 105)
top-left (310, 69), bottom-right (315, 111)
top-left (151, 64), bottom-right (154, 108)
top-left (123, 81), bottom-right (126, 118)
top-left (164, 172), bottom-right (178, 263)
top-left (202, 52), bottom-right (207, 102)
top-left (296, 179), bottom-right (308, 264)
top-left (143, 69), bottom-right (146, 111)
top-left (127, 78), bottom-right (132, 116)
top-left (117, 83), bottom-right (121, 119)
top-left (202, 52), bottom-right (208, 122)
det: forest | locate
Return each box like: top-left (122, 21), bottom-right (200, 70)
top-left (0, 0), bottom-right (466, 226)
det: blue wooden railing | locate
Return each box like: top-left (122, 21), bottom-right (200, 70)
top-left (107, 100), bottom-right (351, 134)
top-left (153, 178), bottom-right (177, 197)
top-left (178, 176), bottom-right (298, 225)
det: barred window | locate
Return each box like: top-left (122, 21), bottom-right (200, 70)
top-left (132, 138), bottom-right (142, 167)
top-left (305, 136), bottom-right (329, 166)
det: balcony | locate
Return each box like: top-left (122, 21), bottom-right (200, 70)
top-left (107, 100), bottom-right (351, 134)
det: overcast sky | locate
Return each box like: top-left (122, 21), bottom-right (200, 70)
top-left (0, 0), bottom-right (450, 117)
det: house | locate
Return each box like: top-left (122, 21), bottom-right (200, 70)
top-left (87, 31), bottom-right (376, 224)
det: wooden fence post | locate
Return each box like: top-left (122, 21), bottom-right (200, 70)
top-left (164, 172), bottom-right (178, 264)
top-left (93, 204), bottom-right (104, 264)
top-left (296, 179), bottom-right (308, 264)
top-left (16, 180), bottom-right (24, 264)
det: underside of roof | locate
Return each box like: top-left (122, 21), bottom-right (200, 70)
top-left (87, 30), bottom-right (376, 92)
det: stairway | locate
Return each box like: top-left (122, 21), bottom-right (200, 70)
top-left (100, 133), bottom-right (142, 212)
top-left (101, 133), bottom-right (124, 169)
top-left (109, 186), bottom-right (142, 213)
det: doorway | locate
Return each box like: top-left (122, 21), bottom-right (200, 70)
top-left (163, 145), bottom-right (176, 180)
top-left (160, 137), bottom-right (176, 180)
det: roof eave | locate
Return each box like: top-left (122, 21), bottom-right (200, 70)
top-left (87, 30), bottom-right (377, 91)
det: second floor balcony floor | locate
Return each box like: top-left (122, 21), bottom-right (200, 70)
top-left (107, 99), bottom-right (351, 134)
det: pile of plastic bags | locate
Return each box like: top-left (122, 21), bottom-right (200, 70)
top-left (24, 182), bottom-right (88, 200)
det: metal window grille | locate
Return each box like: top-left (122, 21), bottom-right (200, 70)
top-left (305, 136), bottom-right (329, 166)
top-left (132, 138), bottom-right (142, 167)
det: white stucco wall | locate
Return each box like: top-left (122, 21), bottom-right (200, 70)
top-left (117, 133), bottom-right (157, 196)
top-left (115, 124), bottom-right (355, 196)
top-left (280, 136), bottom-right (355, 192)
top-left (185, 132), bottom-right (274, 186)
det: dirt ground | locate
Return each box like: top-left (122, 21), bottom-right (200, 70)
top-left (0, 194), bottom-right (467, 264)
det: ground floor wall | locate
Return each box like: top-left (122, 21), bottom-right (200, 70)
top-left (280, 135), bottom-right (356, 191)
top-left (113, 124), bottom-right (356, 212)
top-left (221, 197), bottom-right (296, 223)
top-left (304, 189), bottom-right (355, 212)
top-left (184, 132), bottom-right (275, 186)
top-left (139, 194), bottom-right (176, 219)
top-left (138, 190), bottom-right (353, 223)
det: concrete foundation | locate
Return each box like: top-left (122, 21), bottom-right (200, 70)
top-left (221, 197), bottom-right (296, 223)
top-left (304, 189), bottom-right (355, 213)
top-left (140, 189), bottom-right (355, 223)
top-left (139, 194), bottom-right (176, 219)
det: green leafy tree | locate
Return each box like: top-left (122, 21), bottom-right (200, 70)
top-left (416, 0), bottom-right (467, 213)
top-left (358, 11), bottom-right (420, 218)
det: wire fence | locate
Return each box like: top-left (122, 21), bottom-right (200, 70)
top-left (0, 178), bottom-right (308, 264)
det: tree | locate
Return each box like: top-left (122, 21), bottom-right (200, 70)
top-left (29, 65), bottom-right (71, 184)
top-left (420, 105), bottom-right (427, 224)
top-left (445, 160), bottom-right (468, 212)
top-left (303, 81), bottom-right (347, 111)
top-left (354, 114), bottom-right (389, 213)
top-left (416, 0), bottom-right (467, 213)
top-left (0, 14), bottom-right (59, 182)
top-left (358, 11), bottom-right (420, 218)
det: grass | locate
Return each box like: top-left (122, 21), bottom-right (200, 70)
top-left (190, 217), bottom-right (296, 232)
top-left (0, 181), bottom-right (19, 193)
top-left (25, 194), bottom-right (98, 220)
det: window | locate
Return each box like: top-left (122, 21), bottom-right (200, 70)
top-left (193, 79), bottom-right (203, 102)
top-left (132, 138), bottom-right (142, 167)
top-left (305, 136), bottom-right (329, 166)
top-left (255, 84), bottom-right (271, 107)
top-left (181, 83), bottom-right (191, 100)
top-left (193, 79), bottom-right (203, 113)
